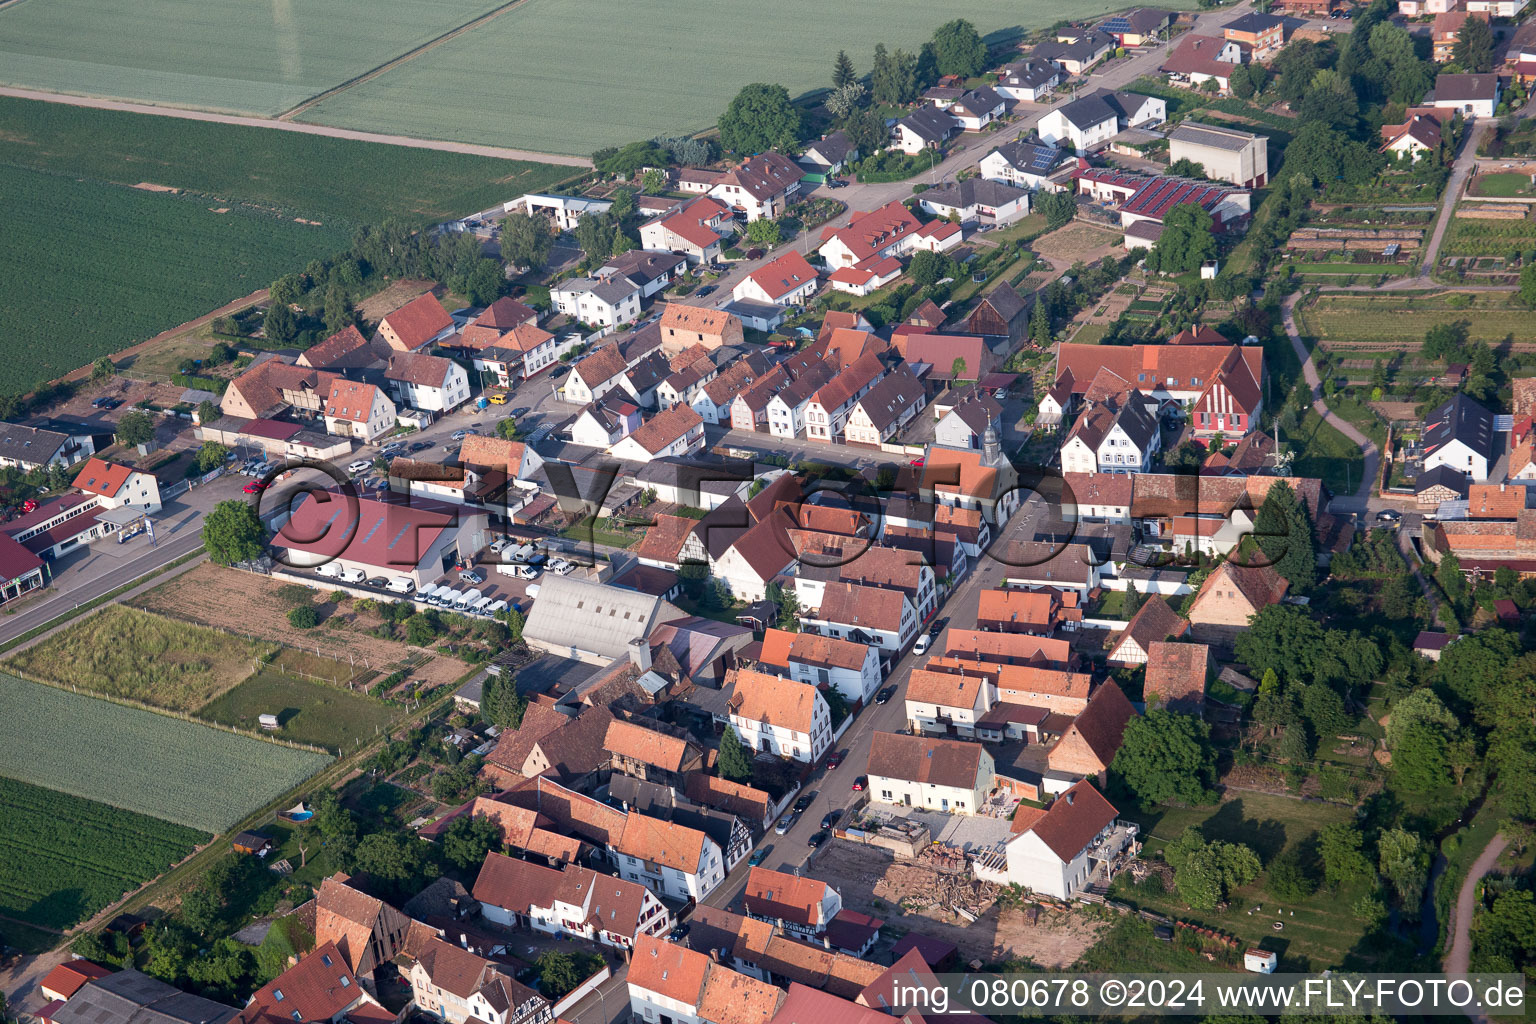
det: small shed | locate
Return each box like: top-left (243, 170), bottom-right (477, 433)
top-left (1413, 631), bottom-right (1457, 661)
top-left (232, 831), bottom-right (274, 857)
top-left (1244, 949), bottom-right (1278, 973)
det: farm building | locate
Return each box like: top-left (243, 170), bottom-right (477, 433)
top-left (274, 491), bottom-right (490, 588)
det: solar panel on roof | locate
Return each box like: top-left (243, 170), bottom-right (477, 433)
top-left (1031, 147), bottom-right (1057, 170)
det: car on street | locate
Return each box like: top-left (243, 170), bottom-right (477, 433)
top-left (909, 457), bottom-right (925, 467)
top-left (774, 813), bottom-right (796, 835)
top-left (808, 829), bottom-right (829, 848)
top-left (794, 793), bottom-right (812, 813)
top-left (409, 440), bottom-right (433, 453)
top-left (243, 481), bottom-right (268, 494)
top-left (912, 633), bottom-right (932, 656)
top-left (452, 430), bottom-right (470, 441)
top-left (668, 923), bottom-right (691, 941)
top-left (347, 460), bottom-right (372, 475)
top-left (826, 751), bottom-right (843, 769)
top-left (820, 809), bottom-right (840, 830)
top-left (364, 577), bottom-right (388, 589)
top-left (458, 569), bottom-right (486, 585)
top-left (851, 776), bottom-right (866, 791)
top-left (1376, 509), bottom-right (1402, 522)
top-left (874, 685), bottom-right (896, 705)
top-left (512, 407), bottom-right (529, 417)
top-left (696, 285), bottom-right (716, 298)
top-left (748, 848), bottom-right (769, 866)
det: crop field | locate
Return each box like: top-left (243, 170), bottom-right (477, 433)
top-left (297, 0), bottom-right (1196, 154)
top-left (197, 671), bottom-right (399, 753)
top-left (0, 674), bottom-right (330, 832)
top-left (1441, 214), bottom-right (1536, 256)
top-left (0, 163), bottom-right (343, 395)
top-left (0, 776), bottom-right (205, 931)
top-left (0, 0), bottom-right (507, 116)
top-left (0, 96), bottom-right (573, 228)
top-left (1296, 292), bottom-right (1534, 346)
top-left (6, 606), bottom-right (272, 712)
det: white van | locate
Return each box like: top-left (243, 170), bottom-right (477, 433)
top-left (506, 542), bottom-right (535, 563)
top-left (516, 563), bottom-right (540, 580)
top-left (316, 562), bottom-right (342, 579)
top-left (525, 584), bottom-right (541, 599)
top-left (338, 567), bottom-right (366, 584)
top-left (485, 600), bottom-right (509, 617)
top-left (430, 588), bottom-right (456, 607)
top-left (496, 561), bottom-right (523, 577)
top-left (472, 596), bottom-right (495, 615)
top-left (386, 577), bottom-right (414, 594)
top-left (454, 589), bottom-right (482, 612)
top-left (415, 584), bottom-right (440, 604)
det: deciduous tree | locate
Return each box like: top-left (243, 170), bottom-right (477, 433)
top-left (501, 213), bottom-right (553, 271)
top-left (202, 499), bottom-right (265, 565)
top-left (930, 19), bottom-right (988, 77)
top-left (719, 83), bottom-right (804, 155)
top-left (1111, 708), bottom-right (1218, 806)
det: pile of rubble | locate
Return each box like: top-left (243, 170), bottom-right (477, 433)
top-left (875, 865), bottom-right (1000, 919)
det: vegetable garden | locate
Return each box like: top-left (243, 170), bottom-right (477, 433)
top-left (0, 776), bottom-right (206, 931)
top-left (0, 675), bottom-right (330, 832)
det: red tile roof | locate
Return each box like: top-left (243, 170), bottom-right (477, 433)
top-left (276, 491), bottom-right (451, 569)
top-left (727, 668), bottom-right (823, 734)
top-left (746, 251), bottom-right (819, 302)
top-left (238, 943), bottom-right (361, 1024)
top-left (744, 866), bottom-right (834, 928)
top-left (820, 201), bottom-right (925, 263)
top-left (39, 962), bottom-right (113, 1002)
top-left (759, 627), bottom-right (869, 672)
top-left (71, 458), bottom-right (133, 498)
top-left (380, 293), bottom-right (453, 351)
top-left (324, 379), bottom-right (387, 422)
top-left (301, 325), bottom-right (372, 368)
top-left (1144, 641), bottom-right (1210, 711)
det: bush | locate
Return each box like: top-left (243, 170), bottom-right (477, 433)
top-left (287, 606), bottom-right (318, 629)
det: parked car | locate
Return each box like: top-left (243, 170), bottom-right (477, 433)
top-left (347, 460), bottom-right (371, 475)
top-left (386, 577), bottom-right (415, 594)
top-left (516, 563), bottom-right (541, 580)
top-left (696, 285), bottom-right (716, 298)
top-left (827, 179), bottom-right (847, 189)
top-left (912, 633), bottom-right (932, 656)
top-left (549, 559), bottom-right (575, 576)
top-left (489, 539), bottom-right (509, 554)
top-left (364, 577), bottom-right (389, 589)
top-left (808, 829), bottom-right (829, 848)
top-left (745, 248), bottom-right (765, 260)
top-left (339, 568), bottom-right (366, 584)
top-left (1376, 509), bottom-right (1402, 522)
top-left (909, 457), bottom-right (925, 468)
top-left (409, 440), bottom-right (433, 452)
top-left (101, 398), bottom-right (123, 410)
top-left (458, 568), bottom-right (486, 585)
top-left (874, 685), bottom-right (896, 705)
top-left (826, 751), bottom-right (844, 769)
top-left (748, 847), bottom-right (769, 866)
top-left (820, 809), bottom-right (840, 830)
top-left (452, 430), bottom-right (469, 441)
top-left (794, 793), bottom-right (813, 813)
top-left (851, 776), bottom-right (867, 791)
top-left (668, 923), bottom-right (691, 941)
top-left (774, 813), bottom-right (795, 836)
top-left (243, 481), bottom-right (268, 494)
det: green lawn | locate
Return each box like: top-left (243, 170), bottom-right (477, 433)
top-left (1471, 171), bottom-right (1536, 198)
top-left (1297, 292), bottom-right (1533, 346)
top-left (299, 0), bottom-right (1200, 154)
top-left (196, 671), bottom-right (399, 754)
top-left (1292, 262), bottom-right (1411, 275)
top-left (1115, 792), bottom-right (1376, 970)
top-left (0, 0), bottom-right (507, 116)
top-left (1287, 409), bottom-right (1367, 498)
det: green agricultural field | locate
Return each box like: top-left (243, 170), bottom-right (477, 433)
top-left (6, 606), bottom-right (272, 712)
top-left (197, 672), bottom-right (399, 753)
top-left (1296, 292), bottom-right (1533, 346)
top-left (0, 776), bottom-right (206, 931)
top-left (1441, 214), bottom-right (1536, 256)
top-left (0, 674), bottom-right (330, 832)
top-left (298, 0), bottom-right (1197, 155)
top-left (0, 96), bottom-right (573, 228)
top-left (0, 163), bottom-right (344, 394)
top-left (1470, 172), bottom-right (1536, 198)
top-left (0, 0), bottom-right (507, 116)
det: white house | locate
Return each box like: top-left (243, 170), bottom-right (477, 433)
top-left (706, 152), bottom-right (802, 222)
top-left (563, 333), bottom-right (659, 405)
top-left (756, 627), bottom-right (882, 705)
top-left (607, 404), bottom-right (705, 462)
top-left (818, 200), bottom-right (962, 268)
top-left (1167, 121), bottom-right (1269, 189)
top-left (904, 669), bottom-right (996, 739)
top-left (384, 351), bottom-right (471, 412)
top-left (1422, 394), bottom-right (1495, 482)
top-left (0, 423), bottom-right (81, 472)
top-left (946, 87), bottom-right (1007, 131)
top-left (1038, 89), bottom-right (1166, 153)
top-left (1059, 393), bottom-right (1161, 475)
top-left (71, 457), bottom-right (162, 513)
top-left (800, 130), bottom-right (860, 176)
top-left (569, 393), bottom-right (642, 447)
top-left (639, 197), bottom-right (735, 264)
top-left (474, 852), bottom-right (672, 949)
top-left (599, 250), bottom-right (688, 299)
top-left (399, 938), bottom-right (550, 1024)
top-left (996, 59), bottom-right (1062, 102)
top-left (709, 515), bottom-right (795, 602)
top-left (323, 379), bottom-right (397, 443)
top-left (865, 732), bottom-right (994, 814)
top-left (743, 867), bottom-right (842, 938)
top-left (826, 256), bottom-right (903, 297)
top-left (891, 105), bottom-right (960, 154)
top-left (732, 251), bottom-right (819, 306)
top-left (934, 390), bottom-right (1002, 451)
top-left (766, 362), bottom-right (836, 439)
top-left (610, 812), bottom-right (726, 901)
top-left (690, 353), bottom-right (770, 425)
top-left (511, 192), bottom-right (614, 232)
top-left (918, 178), bottom-right (1031, 226)
top-left (976, 780), bottom-right (1135, 900)
top-left (727, 668), bottom-right (833, 764)
top-left (1034, 29), bottom-right (1114, 73)
top-left (1430, 73), bottom-right (1500, 119)
top-left (467, 324), bottom-right (570, 383)
top-left (979, 138), bottom-right (1067, 190)
top-left (800, 580), bottom-right (919, 656)
top-left (552, 275), bottom-right (642, 328)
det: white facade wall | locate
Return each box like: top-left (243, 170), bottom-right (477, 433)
top-left (730, 693), bottom-right (833, 764)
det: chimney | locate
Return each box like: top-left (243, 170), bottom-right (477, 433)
top-left (629, 637), bottom-right (652, 672)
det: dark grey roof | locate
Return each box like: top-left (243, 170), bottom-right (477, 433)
top-left (1433, 72), bottom-right (1499, 102)
top-left (1101, 7), bottom-right (1170, 33)
top-left (1424, 394), bottom-right (1495, 461)
top-left (624, 352), bottom-right (671, 394)
top-left (53, 971), bottom-right (238, 1024)
top-left (920, 177), bottom-right (1030, 210)
top-left (1415, 464), bottom-right (1471, 498)
top-left (1000, 59), bottom-right (1061, 90)
top-left (804, 130), bottom-right (855, 166)
top-left (990, 137), bottom-right (1064, 174)
top-left (975, 281), bottom-right (1028, 323)
top-left (1168, 120), bottom-right (1261, 152)
top-left (953, 87), bottom-right (1006, 117)
top-left (601, 249), bottom-right (685, 285)
top-left (634, 454), bottom-right (753, 496)
top-left (853, 365), bottom-right (924, 432)
top-left (1034, 30), bottom-right (1114, 66)
top-left (1223, 11), bottom-right (1283, 33)
top-left (899, 105), bottom-right (959, 144)
top-left (559, 274), bottom-right (640, 306)
top-left (1053, 89), bottom-right (1122, 131)
top-left (0, 422), bottom-right (69, 463)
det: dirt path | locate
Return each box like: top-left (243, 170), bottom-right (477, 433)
top-left (1281, 292), bottom-right (1380, 510)
top-left (278, 0), bottom-right (535, 123)
top-left (1445, 835), bottom-right (1507, 978)
top-left (1412, 121), bottom-right (1489, 282)
top-left (0, 86), bottom-right (591, 167)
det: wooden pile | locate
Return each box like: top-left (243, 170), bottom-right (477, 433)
top-left (877, 866), bottom-right (1000, 918)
